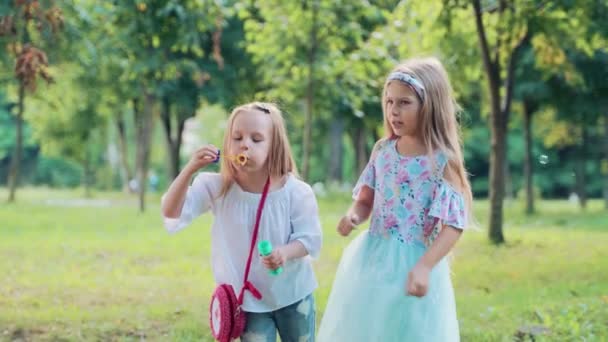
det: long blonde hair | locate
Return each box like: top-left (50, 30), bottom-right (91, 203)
top-left (219, 102), bottom-right (298, 197)
top-left (381, 57), bottom-right (474, 224)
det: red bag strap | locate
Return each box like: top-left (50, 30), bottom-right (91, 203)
top-left (237, 176), bottom-right (270, 305)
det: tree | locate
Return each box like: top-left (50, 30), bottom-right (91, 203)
top-left (26, 61), bottom-right (105, 197)
top-left (514, 46), bottom-right (551, 215)
top-left (106, 0), bottom-right (226, 211)
top-left (469, 0), bottom-right (530, 243)
top-left (0, 90), bottom-right (38, 184)
top-left (153, 5), bottom-right (226, 180)
top-left (578, 3), bottom-right (608, 209)
top-left (0, 1), bottom-right (63, 202)
top-left (546, 50), bottom-right (608, 210)
top-left (241, 0), bottom-right (402, 181)
top-left (442, 0), bottom-right (598, 243)
top-left (239, 0), bottom-right (324, 180)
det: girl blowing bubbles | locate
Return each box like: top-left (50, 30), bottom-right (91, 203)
top-left (317, 57), bottom-right (473, 342)
top-left (162, 102), bottom-right (321, 342)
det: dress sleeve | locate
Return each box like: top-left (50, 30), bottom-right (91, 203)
top-left (289, 182), bottom-right (323, 259)
top-left (352, 142), bottom-right (384, 200)
top-left (428, 180), bottom-right (467, 230)
top-left (423, 154), bottom-right (469, 245)
top-left (161, 172), bottom-right (220, 233)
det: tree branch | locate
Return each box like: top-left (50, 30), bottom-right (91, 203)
top-left (160, 96), bottom-right (173, 147)
top-left (472, 0), bottom-right (498, 88)
top-left (493, 0), bottom-right (508, 66)
top-left (502, 30), bottom-right (531, 119)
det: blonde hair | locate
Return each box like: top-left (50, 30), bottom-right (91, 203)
top-left (381, 57), bottom-right (474, 224)
top-left (219, 102), bottom-right (298, 196)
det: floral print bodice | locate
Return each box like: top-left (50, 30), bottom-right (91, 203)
top-left (353, 139), bottom-right (467, 246)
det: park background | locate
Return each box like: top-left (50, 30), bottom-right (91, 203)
top-left (1, 1), bottom-right (607, 341)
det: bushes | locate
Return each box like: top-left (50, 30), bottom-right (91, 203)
top-left (31, 157), bottom-right (82, 188)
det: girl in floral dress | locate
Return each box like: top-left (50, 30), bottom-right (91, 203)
top-left (318, 57), bottom-right (473, 342)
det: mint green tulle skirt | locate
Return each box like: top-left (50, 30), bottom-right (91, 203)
top-left (317, 231), bottom-right (460, 342)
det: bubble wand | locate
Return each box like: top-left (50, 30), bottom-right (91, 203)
top-left (214, 150), bottom-right (248, 166)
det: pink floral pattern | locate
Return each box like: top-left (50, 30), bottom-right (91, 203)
top-left (352, 139), bottom-right (467, 246)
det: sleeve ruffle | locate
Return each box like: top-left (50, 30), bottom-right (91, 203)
top-left (422, 180), bottom-right (468, 246)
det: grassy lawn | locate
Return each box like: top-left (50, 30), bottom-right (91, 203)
top-left (1, 187), bottom-right (607, 341)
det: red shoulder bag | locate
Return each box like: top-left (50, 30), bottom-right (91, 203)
top-left (209, 177), bottom-right (270, 341)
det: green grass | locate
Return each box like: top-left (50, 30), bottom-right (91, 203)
top-left (1, 188), bottom-right (607, 341)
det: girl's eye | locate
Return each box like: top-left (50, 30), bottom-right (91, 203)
top-left (253, 138), bottom-right (263, 143)
top-left (233, 136), bottom-right (242, 141)
top-left (400, 100), bottom-right (409, 105)
top-left (387, 100), bottom-right (393, 105)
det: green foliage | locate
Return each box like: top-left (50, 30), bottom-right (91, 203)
top-left (0, 91), bottom-right (34, 160)
top-left (26, 63), bottom-right (103, 162)
top-left (0, 0), bottom-right (606, 200)
top-left (31, 156), bottom-right (82, 187)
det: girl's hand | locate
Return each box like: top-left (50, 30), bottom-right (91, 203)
top-left (337, 213), bottom-right (360, 237)
top-left (184, 145), bottom-right (219, 174)
top-left (406, 263), bottom-right (431, 297)
top-left (261, 247), bottom-right (286, 270)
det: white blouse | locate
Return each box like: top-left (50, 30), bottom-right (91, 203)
top-left (162, 172), bottom-right (322, 312)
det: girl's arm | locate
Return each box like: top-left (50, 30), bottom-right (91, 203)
top-left (262, 182), bottom-right (322, 270)
top-left (407, 164), bottom-right (466, 297)
top-left (406, 226), bottom-right (462, 297)
top-left (418, 226), bottom-right (462, 269)
top-left (161, 145), bottom-right (218, 218)
top-left (337, 186), bottom-right (374, 236)
top-left (261, 240), bottom-right (308, 270)
top-left (338, 140), bottom-right (382, 236)
top-left (162, 167), bottom-right (197, 218)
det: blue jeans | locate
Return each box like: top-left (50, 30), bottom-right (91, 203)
top-left (241, 294), bottom-right (316, 342)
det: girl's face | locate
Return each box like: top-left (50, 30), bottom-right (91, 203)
top-left (229, 109), bottom-right (273, 173)
top-left (385, 81), bottom-right (422, 137)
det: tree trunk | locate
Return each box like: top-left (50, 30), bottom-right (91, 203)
top-left (602, 110), bottom-right (608, 210)
top-left (523, 100), bottom-right (535, 215)
top-left (134, 94), bottom-right (155, 213)
top-left (328, 118), bottom-right (344, 182)
top-left (472, 0), bottom-right (528, 244)
top-left (83, 144), bottom-right (92, 198)
top-left (302, 0), bottom-right (318, 181)
top-left (473, 0), bottom-right (505, 244)
top-left (351, 124), bottom-right (368, 175)
top-left (485, 68), bottom-right (507, 244)
top-left (575, 126), bottom-right (587, 210)
top-left (488, 114), bottom-right (507, 244)
top-left (115, 112), bottom-right (132, 193)
top-left (160, 97), bottom-right (185, 180)
top-left (504, 158), bottom-right (513, 200)
top-left (161, 97), bottom-right (176, 179)
top-left (7, 83), bottom-right (25, 203)
top-left (173, 115), bottom-right (185, 178)
top-left (372, 127), bottom-right (380, 144)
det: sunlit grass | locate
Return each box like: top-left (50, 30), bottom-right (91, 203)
top-left (0, 187), bottom-right (606, 341)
